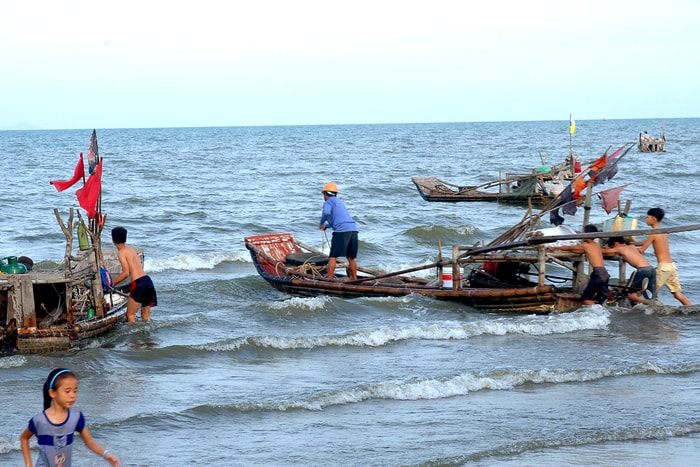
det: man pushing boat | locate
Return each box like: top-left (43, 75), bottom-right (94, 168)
top-left (111, 226), bottom-right (157, 322)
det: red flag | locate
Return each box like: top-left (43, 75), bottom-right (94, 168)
top-left (87, 129), bottom-right (99, 175)
top-left (76, 159), bottom-right (102, 218)
top-left (50, 154), bottom-right (85, 192)
top-left (598, 184), bottom-right (628, 214)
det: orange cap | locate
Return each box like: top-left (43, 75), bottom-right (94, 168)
top-left (322, 182), bottom-right (338, 194)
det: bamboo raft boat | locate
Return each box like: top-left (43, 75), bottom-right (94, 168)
top-left (638, 132), bottom-right (666, 153)
top-left (638, 123), bottom-right (666, 153)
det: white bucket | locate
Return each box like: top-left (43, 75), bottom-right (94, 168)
top-left (442, 273), bottom-right (463, 288)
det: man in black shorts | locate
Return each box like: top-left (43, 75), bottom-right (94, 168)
top-left (319, 182), bottom-right (359, 280)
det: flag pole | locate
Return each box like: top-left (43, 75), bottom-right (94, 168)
top-left (87, 129), bottom-right (101, 237)
top-left (568, 114), bottom-right (576, 148)
top-left (80, 153), bottom-right (86, 184)
top-left (661, 120), bottom-right (665, 140)
top-left (568, 114), bottom-right (576, 175)
top-left (91, 131), bottom-right (106, 315)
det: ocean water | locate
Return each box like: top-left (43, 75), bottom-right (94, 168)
top-left (1, 119), bottom-right (699, 466)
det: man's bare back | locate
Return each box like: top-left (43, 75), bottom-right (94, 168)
top-left (604, 242), bottom-right (651, 269)
top-left (552, 238), bottom-right (605, 267)
top-left (111, 226), bottom-right (157, 322)
top-left (580, 240), bottom-right (605, 268)
top-left (114, 244), bottom-right (146, 285)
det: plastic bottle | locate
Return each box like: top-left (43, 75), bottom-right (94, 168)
top-left (78, 223), bottom-right (90, 251)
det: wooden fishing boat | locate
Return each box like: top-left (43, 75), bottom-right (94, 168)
top-left (638, 132), bottom-right (665, 153)
top-left (0, 208), bottom-right (136, 354)
top-left (411, 174), bottom-right (562, 205)
top-left (244, 232), bottom-right (575, 314)
top-left (411, 159), bottom-right (573, 205)
top-left (245, 223), bottom-right (700, 315)
top-left (1, 130), bottom-right (138, 354)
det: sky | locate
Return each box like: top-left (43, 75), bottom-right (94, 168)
top-left (2, 0), bottom-right (699, 130)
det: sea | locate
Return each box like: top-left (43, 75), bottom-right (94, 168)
top-left (1, 119), bottom-right (699, 466)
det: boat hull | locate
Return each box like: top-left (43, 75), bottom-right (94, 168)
top-left (13, 297), bottom-right (127, 353)
top-left (411, 176), bottom-right (556, 205)
top-left (245, 233), bottom-right (576, 314)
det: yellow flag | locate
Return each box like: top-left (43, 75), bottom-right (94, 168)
top-left (569, 114), bottom-right (576, 134)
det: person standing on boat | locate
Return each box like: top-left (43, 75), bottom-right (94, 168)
top-left (319, 182), bottom-right (359, 281)
top-left (111, 226), bottom-right (157, 322)
top-left (548, 224), bottom-right (610, 306)
top-left (638, 207), bottom-right (691, 306)
top-left (603, 236), bottom-right (656, 304)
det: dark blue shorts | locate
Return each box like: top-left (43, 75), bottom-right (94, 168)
top-left (130, 275), bottom-right (158, 307)
top-left (329, 231), bottom-right (358, 259)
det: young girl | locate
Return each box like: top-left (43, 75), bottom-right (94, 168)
top-left (20, 368), bottom-right (120, 467)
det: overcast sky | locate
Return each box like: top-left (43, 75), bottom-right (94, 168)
top-left (2, 0), bottom-right (698, 130)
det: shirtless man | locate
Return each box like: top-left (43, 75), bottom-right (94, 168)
top-left (111, 226), bottom-right (157, 322)
top-left (549, 224), bottom-right (609, 306)
top-left (603, 236), bottom-right (655, 304)
top-left (638, 207), bottom-right (691, 305)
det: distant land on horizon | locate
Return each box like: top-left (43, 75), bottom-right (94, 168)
top-left (0, 122), bottom-right (44, 131)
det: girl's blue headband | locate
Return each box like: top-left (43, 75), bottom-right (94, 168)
top-left (49, 369), bottom-right (71, 390)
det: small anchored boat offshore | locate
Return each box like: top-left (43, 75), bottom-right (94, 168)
top-left (638, 132), bottom-right (665, 153)
top-left (638, 123), bottom-right (666, 153)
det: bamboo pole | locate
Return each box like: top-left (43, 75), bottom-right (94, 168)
top-left (437, 240), bottom-right (443, 285)
top-left (452, 245), bottom-right (460, 289)
top-left (458, 223), bottom-right (700, 259)
top-left (537, 245), bottom-right (546, 286)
